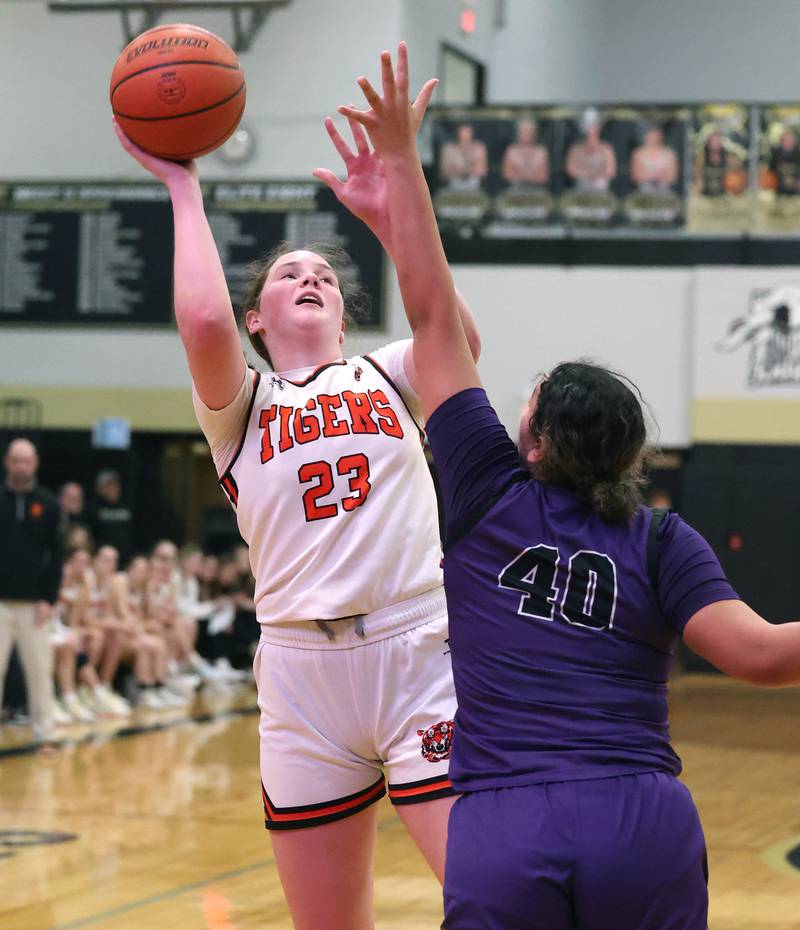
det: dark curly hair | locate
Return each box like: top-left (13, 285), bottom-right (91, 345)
top-left (239, 242), bottom-right (371, 369)
top-left (528, 360), bottom-right (650, 522)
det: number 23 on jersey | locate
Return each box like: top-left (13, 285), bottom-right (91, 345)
top-left (298, 454), bottom-right (372, 522)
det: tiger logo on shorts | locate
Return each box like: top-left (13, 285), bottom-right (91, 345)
top-left (417, 720), bottom-right (454, 762)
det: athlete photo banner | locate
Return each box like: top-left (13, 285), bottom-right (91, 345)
top-left (427, 105), bottom-right (688, 236)
top-left (757, 106), bottom-right (800, 234)
top-left (687, 104), bottom-right (751, 234)
top-left (428, 107), bottom-right (562, 236)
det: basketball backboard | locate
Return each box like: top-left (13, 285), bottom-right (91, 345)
top-left (47, 1), bottom-right (291, 51)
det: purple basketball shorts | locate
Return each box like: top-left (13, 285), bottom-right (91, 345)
top-left (443, 771), bottom-right (708, 930)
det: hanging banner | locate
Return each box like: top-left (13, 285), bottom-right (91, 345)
top-left (757, 106), bottom-right (800, 233)
top-left (428, 105), bottom-right (688, 237)
top-left (687, 104), bottom-right (751, 233)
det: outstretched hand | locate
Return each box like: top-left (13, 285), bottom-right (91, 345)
top-left (336, 42), bottom-right (437, 162)
top-left (313, 117), bottom-right (393, 251)
top-left (112, 118), bottom-right (198, 187)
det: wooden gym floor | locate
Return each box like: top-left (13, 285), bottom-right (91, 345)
top-left (2, 674), bottom-right (800, 930)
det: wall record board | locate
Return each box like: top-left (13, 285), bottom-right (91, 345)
top-left (0, 181), bottom-right (385, 327)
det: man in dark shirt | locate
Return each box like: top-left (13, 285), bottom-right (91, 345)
top-left (0, 438), bottom-right (63, 744)
top-left (87, 469), bottom-right (134, 565)
top-left (58, 481), bottom-right (87, 531)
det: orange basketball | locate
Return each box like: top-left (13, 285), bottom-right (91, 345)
top-left (759, 167), bottom-right (779, 191)
top-left (110, 23), bottom-right (246, 160)
top-left (724, 168), bottom-right (748, 195)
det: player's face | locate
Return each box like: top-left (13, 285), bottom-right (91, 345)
top-left (645, 129), bottom-right (663, 147)
top-left (218, 562), bottom-right (239, 586)
top-left (127, 556), bottom-right (148, 586)
top-left (60, 483), bottom-right (84, 514)
top-left (201, 555), bottom-right (219, 582)
top-left (152, 543), bottom-right (177, 578)
top-left (94, 545), bottom-right (119, 577)
top-left (254, 250), bottom-right (345, 355)
top-left (68, 549), bottom-right (90, 579)
top-left (181, 551), bottom-right (203, 577)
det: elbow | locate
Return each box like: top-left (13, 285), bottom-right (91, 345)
top-left (178, 305), bottom-right (234, 348)
top-left (733, 639), bottom-right (798, 688)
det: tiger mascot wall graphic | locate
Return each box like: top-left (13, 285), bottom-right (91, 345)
top-left (715, 284), bottom-right (800, 387)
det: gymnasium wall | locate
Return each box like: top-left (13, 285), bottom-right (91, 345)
top-left (489, 0), bottom-right (800, 103)
top-left (2, 1), bottom-right (800, 448)
top-left (0, 266), bottom-right (696, 443)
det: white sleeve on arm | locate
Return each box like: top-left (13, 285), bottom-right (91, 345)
top-left (192, 369), bottom-right (255, 476)
top-left (366, 339), bottom-right (423, 421)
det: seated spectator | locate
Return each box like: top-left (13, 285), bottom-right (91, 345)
top-left (230, 545), bottom-right (258, 672)
top-left (185, 555), bottom-right (245, 684)
top-left (177, 544), bottom-right (236, 684)
top-left (71, 545), bottom-right (134, 716)
top-left (115, 553), bottom-right (180, 710)
top-left (55, 547), bottom-right (106, 722)
top-left (65, 523), bottom-right (94, 553)
top-left (147, 540), bottom-right (224, 694)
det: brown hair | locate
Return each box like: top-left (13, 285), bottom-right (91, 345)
top-left (529, 361), bottom-right (650, 522)
top-left (239, 242), bottom-right (371, 369)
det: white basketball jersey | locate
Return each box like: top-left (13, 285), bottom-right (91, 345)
top-left (205, 345), bottom-right (443, 626)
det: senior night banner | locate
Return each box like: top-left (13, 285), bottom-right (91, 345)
top-left (693, 268), bottom-right (800, 443)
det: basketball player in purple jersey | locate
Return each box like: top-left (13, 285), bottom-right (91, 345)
top-left (340, 45), bottom-right (800, 930)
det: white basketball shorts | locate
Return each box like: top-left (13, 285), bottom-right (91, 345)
top-left (253, 587), bottom-right (456, 830)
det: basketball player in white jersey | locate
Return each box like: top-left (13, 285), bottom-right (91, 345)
top-left (113, 66), bottom-right (479, 930)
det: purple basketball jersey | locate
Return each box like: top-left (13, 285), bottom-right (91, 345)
top-left (426, 388), bottom-right (738, 793)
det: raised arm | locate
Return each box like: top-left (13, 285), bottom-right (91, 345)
top-left (684, 601), bottom-right (800, 687)
top-left (112, 121), bottom-right (246, 409)
top-left (337, 44), bottom-right (481, 419)
top-left (313, 111), bottom-right (481, 380)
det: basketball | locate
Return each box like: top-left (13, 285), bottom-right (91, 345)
top-left (109, 23), bottom-right (246, 160)
top-left (759, 166), bottom-right (779, 191)
top-left (724, 167), bottom-right (748, 195)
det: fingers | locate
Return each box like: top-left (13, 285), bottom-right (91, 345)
top-left (112, 117), bottom-right (135, 152)
top-left (112, 117), bottom-right (151, 163)
top-left (348, 117), bottom-right (370, 155)
top-left (312, 168), bottom-right (344, 198)
top-left (396, 41), bottom-right (409, 96)
top-left (380, 48), bottom-right (396, 100)
top-left (357, 75), bottom-right (383, 112)
top-left (337, 104), bottom-right (371, 127)
top-left (412, 78), bottom-right (438, 122)
top-left (323, 116), bottom-right (355, 164)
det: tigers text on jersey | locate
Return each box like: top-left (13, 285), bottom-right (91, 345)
top-left (193, 342), bottom-right (443, 626)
